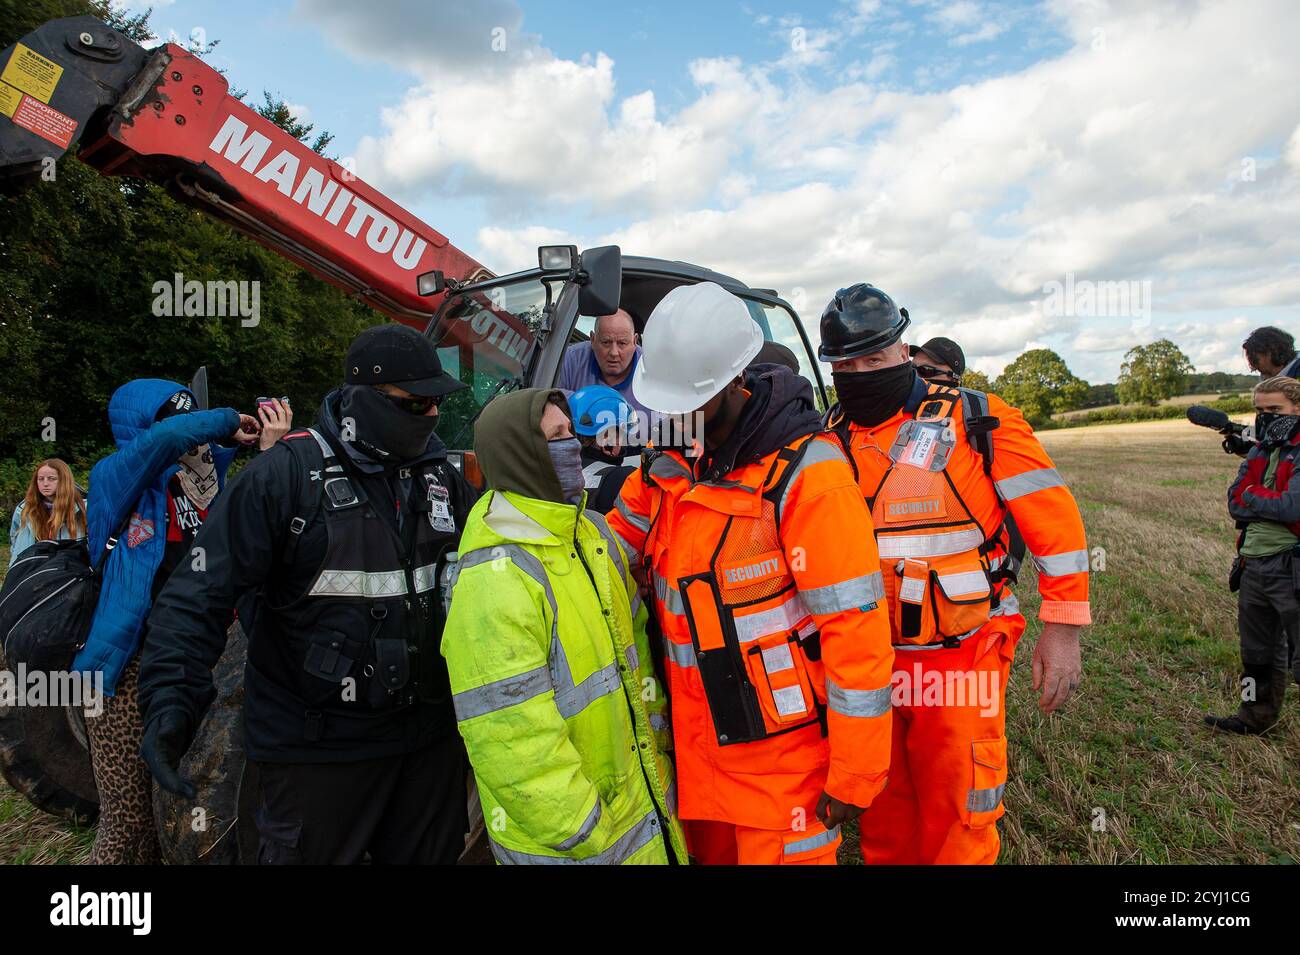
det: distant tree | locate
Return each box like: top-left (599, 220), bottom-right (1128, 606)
top-left (1116, 339), bottom-right (1195, 405)
top-left (962, 369), bottom-right (993, 393)
top-left (994, 349), bottom-right (1088, 424)
top-left (1081, 382), bottom-right (1118, 408)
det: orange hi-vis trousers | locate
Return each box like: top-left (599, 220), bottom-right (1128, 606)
top-left (684, 818), bottom-right (842, 865)
top-left (857, 617), bottom-right (1025, 865)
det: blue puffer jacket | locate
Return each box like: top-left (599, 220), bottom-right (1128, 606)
top-left (72, 379), bottom-right (239, 694)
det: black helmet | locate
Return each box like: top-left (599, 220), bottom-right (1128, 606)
top-left (818, 283), bottom-right (910, 362)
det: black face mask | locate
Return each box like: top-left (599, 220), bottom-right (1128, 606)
top-left (833, 363), bottom-right (918, 428)
top-left (1256, 412), bottom-right (1300, 447)
top-left (339, 385), bottom-right (440, 464)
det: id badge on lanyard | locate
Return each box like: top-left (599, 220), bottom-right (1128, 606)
top-left (890, 419), bottom-right (956, 471)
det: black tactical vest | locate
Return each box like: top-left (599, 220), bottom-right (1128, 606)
top-left (248, 428), bottom-right (461, 742)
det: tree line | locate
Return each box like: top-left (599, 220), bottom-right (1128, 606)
top-left (0, 1), bottom-right (382, 507)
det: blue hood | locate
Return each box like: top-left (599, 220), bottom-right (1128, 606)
top-left (108, 378), bottom-right (191, 450)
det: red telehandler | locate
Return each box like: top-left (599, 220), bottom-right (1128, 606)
top-left (0, 14), bottom-right (828, 862)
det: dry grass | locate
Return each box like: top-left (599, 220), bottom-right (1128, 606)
top-left (3, 422), bottom-right (1298, 864)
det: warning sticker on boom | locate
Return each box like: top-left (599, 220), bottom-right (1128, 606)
top-left (1, 43), bottom-right (63, 103)
top-left (11, 94), bottom-right (77, 149)
top-left (0, 81), bottom-right (20, 118)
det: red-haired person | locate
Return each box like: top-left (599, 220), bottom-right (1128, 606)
top-left (8, 458), bottom-right (86, 568)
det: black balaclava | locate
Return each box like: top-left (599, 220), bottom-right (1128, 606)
top-left (833, 362), bottom-right (918, 428)
top-left (338, 384), bottom-right (440, 465)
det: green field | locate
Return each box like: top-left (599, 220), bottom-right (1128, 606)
top-left (2, 418), bottom-right (1297, 864)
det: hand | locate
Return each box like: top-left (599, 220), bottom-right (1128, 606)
top-left (630, 564), bottom-right (649, 600)
top-left (1222, 433), bottom-right (1251, 457)
top-left (815, 790), bottom-right (864, 829)
top-left (256, 399), bottom-right (293, 451)
top-left (140, 711), bottom-right (196, 799)
top-left (1032, 622), bottom-right (1082, 714)
top-left (231, 413), bottom-right (261, 447)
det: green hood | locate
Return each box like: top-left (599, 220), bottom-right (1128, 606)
top-left (474, 388), bottom-right (571, 503)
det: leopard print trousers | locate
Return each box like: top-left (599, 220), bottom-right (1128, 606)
top-left (84, 655), bottom-right (162, 864)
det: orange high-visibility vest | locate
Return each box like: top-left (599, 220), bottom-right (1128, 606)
top-left (829, 382), bottom-right (1091, 650)
top-left (608, 431), bottom-right (894, 830)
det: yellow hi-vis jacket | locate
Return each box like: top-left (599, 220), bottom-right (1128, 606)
top-left (441, 489), bottom-right (687, 864)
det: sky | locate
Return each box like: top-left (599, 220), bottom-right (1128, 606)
top-left (120, 0), bottom-right (1300, 384)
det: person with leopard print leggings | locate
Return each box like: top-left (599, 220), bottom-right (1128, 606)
top-left (76, 380), bottom-right (264, 863)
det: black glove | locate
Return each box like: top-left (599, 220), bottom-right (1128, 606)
top-left (140, 710), bottom-right (197, 799)
top-left (1222, 433), bottom-right (1252, 457)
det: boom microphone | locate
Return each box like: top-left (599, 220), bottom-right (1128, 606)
top-left (1186, 405), bottom-right (1234, 432)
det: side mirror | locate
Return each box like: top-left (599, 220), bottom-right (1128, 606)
top-left (577, 245), bottom-right (621, 317)
top-left (417, 270), bottom-right (446, 296)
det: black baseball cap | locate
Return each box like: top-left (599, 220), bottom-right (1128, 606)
top-left (910, 337), bottom-right (966, 377)
top-left (345, 323), bottom-right (468, 398)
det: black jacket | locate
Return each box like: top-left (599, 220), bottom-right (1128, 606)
top-left (138, 392), bottom-right (478, 762)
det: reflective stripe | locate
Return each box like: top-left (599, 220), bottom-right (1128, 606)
top-left (649, 713), bottom-right (670, 733)
top-left (653, 574), bottom-right (686, 616)
top-left (784, 824), bottom-right (841, 857)
top-left (992, 591), bottom-right (1020, 617)
top-left (305, 427), bottom-right (334, 460)
top-left (877, 528), bottom-right (985, 559)
top-left (554, 659), bottom-right (623, 719)
top-left (779, 437), bottom-right (848, 519)
top-left (551, 799), bottom-right (603, 852)
top-left (586, 510), bottom-right (627, 582)
top-left (452, 665), bottom-right (552, 720)
top-left (967, 783), bottom-right (1005, 814)
top-left (664, 782), bottom-right (678, 815)
top-left (665, 639), bottom-right (697, 668)
top-left (733, 593), bottom-right (814, 643)
top-left (825, 677), bottom-right (892, 718)
top-left (490, 808), bottom-right (661, 865)
top-left (625, 643), bottom-right (640, 672)
top-left (457, 544), bottom-right (558, 617)
top-left (995, 467), bottom-right (1064, 501)
top-left (1034, 549), bottom-right (1089, 577)
top-left (612, 528), bottom-right (642, 566)
top-left (309, 568), bottom-right (406, 597)
top-left (800, 572), bottom-right (885, 615)
top-left (616, 496), bottom-right (650, 533)
top-left (411, 562), bottom-right (438, 594)
top-left (935, 570), bottom-right (988, 598)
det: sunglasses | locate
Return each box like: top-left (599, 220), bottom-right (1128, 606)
top-left (914, 363), bottom-right (958, 382)
top-left (375, 388), bottom-right (444, 415)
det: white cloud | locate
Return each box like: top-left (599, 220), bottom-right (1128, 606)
top-left (299, 0), bottom-right (1300, 383)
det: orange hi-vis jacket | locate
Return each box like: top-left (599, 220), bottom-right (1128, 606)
top-left (607, 431), bottom-right (895, 830)
top-left (829, 380), bottom-right (1090, 649)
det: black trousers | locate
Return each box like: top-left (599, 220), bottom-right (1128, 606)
top-left (253, 733), bottom-right (469, 865)
top-left (1235, 552), bottom-right (1300, 728)
top-left (1238, 552), bottom-right (1300, 670)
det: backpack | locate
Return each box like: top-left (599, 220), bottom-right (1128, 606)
top-left (0, 515), bottom-right (128, 672)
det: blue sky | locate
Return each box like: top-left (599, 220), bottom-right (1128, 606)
top-left (123, 0), bottom-right (1300, 384)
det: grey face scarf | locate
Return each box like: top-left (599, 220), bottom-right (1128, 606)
top-left (548, 438), bottom-right (586, 504)
top-left (177, 443), bottom-right (218, 510)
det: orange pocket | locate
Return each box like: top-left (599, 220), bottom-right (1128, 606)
top-left (894, 553), bottom-right (991, 645)
top-left (743, 631), bottom-right (817, 732)
top-left (964, 736), bottom-right (1008, 827)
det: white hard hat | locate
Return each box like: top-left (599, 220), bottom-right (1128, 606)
top-left (632, 282), bottom-right (764, 414)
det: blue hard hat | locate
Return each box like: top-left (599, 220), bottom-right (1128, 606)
top-left (568, 384), bottom-right (639, 439)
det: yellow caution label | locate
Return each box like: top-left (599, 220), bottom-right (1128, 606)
top-left (1, 43), bottom-right (63, 104)
top-left (0, 81), bottom-right (20, 118)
